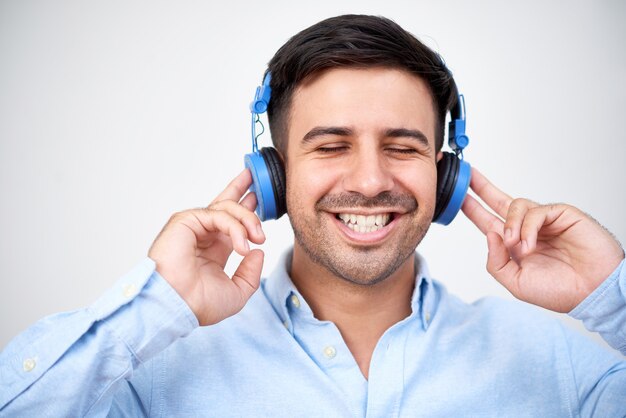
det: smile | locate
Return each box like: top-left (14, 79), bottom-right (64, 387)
top-left (329, 210), bottom-right (400, 245)
top-left (336, 213), bottom-right (393, 233)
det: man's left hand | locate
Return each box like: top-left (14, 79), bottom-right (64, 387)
top-left (462, 168), bottom-right (624, 313)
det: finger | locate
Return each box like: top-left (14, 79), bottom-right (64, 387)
top-left (231, 249), bottom-right (264, 302)
top-left (469, 168), bottom-right (513, 219)
top-left (239, 191), bottom-right (258, 213)
top-left (503, 198), bottom-right (539, 249)
top-left (210, 169), bottom-right (253, 205)
top-left (519, 207), bottom-right (547, 254)
top-left (208, 199), bottom-right (265, 244)
top-left (185, 209), bottom-right (251, 256)
top-left (461, 194), bottom-right (504, 236)
top-left (519, 204), bottom-right (567, 254)
top-left (486, 232), bottom-right (521, 296)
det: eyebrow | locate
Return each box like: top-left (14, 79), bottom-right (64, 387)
top-left (301, 126), bottom-right (431, 148)
top-left (302, 126), bottom-right (353, 143)
top-left (384, 128), bottom-right (430, 148)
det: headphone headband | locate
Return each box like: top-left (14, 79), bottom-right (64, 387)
top-left (448, 94), bottom-right (469, 154)
top-left (250, 73), bottom-right (272, 114)
top-left (249, 73), bottom-right (272, 153)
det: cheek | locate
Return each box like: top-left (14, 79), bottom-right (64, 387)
top-left (286, 160), bottom-right (339, 196)
top-left (395, 163), bottom-right (438, 206)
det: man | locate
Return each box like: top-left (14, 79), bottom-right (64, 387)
top-left (1, 14), bottom-right (624, 417)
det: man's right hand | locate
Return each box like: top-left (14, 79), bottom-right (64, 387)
top-left (148, 169), bottom-right (266, 326)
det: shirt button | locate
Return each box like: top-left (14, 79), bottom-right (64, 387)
top-left (23, 358), bottom-right (36, 372)
top-left (290, 294), bottom-right (301, 309)
top-left (122, 284), bottom-right (137, 298)
top-left (425, 311), bottom-right (431, 323)
top-left (283, 320), bottom-right (289, 329)
top-left (323, 346), bottom-right (337, 359)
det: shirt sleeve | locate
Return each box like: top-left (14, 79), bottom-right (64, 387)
top-left (569, 258), bottom-right (626, 355)
top-left (557, 260), bottom-right (626, 416)
top-left (0, 258), bottom-right (198, 417)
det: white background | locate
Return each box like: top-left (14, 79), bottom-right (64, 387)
top-left (1, 0), bottom-right (624, 350)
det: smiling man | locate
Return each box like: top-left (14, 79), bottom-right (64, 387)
top-left (1, 15), bottom-right (625, 417)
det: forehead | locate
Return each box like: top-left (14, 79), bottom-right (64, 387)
top-left (287, 67), bottom-right (437, 146)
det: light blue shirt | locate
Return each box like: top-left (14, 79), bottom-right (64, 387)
top-left (1, 250), bottom-right (625, 417)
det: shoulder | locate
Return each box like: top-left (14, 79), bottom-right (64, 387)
top-left (430, 279), bottom-right (569, 347)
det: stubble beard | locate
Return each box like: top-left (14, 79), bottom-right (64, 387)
top-left (288, 191), bottom-right (432, 287)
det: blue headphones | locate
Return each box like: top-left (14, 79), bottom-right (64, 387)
top-left (244, 72), bottom-right (471, 225)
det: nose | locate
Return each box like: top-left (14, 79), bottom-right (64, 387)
top-left (342, 144), bottom-right (394, 197)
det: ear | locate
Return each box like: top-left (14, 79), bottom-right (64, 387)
top-left (436, 151), bottom-right (443, 162)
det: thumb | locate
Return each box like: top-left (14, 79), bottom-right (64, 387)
top-left (231, 249), bottom-right (264, 302)
top-left (486, 232), bottom-right (521, 295)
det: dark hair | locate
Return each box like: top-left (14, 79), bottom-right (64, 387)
top-left (265, 14), bottom-right (459, 155)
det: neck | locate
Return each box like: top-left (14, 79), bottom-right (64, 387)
top-left (289, 243), bottom-right (416, 379)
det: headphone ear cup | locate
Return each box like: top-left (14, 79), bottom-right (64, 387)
top-left (433, 152), bottom-right (471, 225)
top-left (244, 148), bottom-right (281, 221)
top-left (259, 147), bottom-right (287, 219)
top-left (434, 152), bottom-right (458, 223)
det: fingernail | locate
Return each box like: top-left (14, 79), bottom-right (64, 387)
top-left (505, 228), bottom-right (512, 241)
top-left (521, 240), bottom-right (528, 253)
top-left (243, 240), bottom-right (250, 251)
top-left (256, 224), bottom-right (265, 239)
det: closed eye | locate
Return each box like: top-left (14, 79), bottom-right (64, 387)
top-left (317, 146), bottom-right (349, 153)
top-left (387, 148), bottom-right (418, 154)
top-left (385, 147), bottom-right (420, 155)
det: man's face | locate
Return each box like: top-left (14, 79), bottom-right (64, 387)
top-left (285, 67), bottom-right (438, 285)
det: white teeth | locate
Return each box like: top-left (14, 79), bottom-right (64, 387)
top-left (336, 212), bottom-right (392, 233)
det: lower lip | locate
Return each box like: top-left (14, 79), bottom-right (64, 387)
top-left (331, 214), bottom-right (399, 245)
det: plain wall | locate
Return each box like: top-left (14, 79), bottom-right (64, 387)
top-left (1, 0), bottom-right (625, 350)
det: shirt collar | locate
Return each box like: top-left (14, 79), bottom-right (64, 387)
top-left (262, 247), bottom-right (437, 331)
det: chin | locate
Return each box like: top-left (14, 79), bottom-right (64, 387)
top-left (292, 215), bottom-right (429, 286)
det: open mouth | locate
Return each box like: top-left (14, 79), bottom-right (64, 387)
top-left (335, 212), bottom-right (395, 234)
